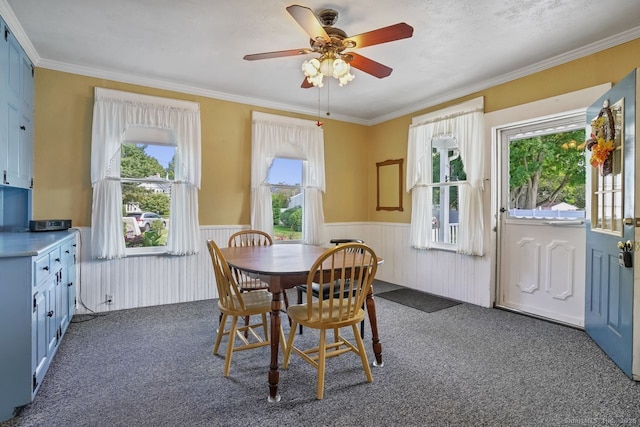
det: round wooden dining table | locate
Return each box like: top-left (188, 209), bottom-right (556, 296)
top-left (219, 243), bottom-right (384, 402)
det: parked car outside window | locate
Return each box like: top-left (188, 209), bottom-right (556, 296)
top-left (126, 212), bottom-right (166, 232)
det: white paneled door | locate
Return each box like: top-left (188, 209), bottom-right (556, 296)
top-left (499, 220), bottom-right (585, 326)
top-left (496, 111), bottom-right (587, 327)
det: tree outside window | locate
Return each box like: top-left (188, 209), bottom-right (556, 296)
top-left (268, 158), bottom-right (303, 241)
top-left (121, 143), bottom-right (175, 248)
top-left (509, 129), bottom-right (586, 217)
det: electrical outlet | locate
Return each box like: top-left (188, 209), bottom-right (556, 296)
top-left (106, 294), bottom-right (113, 305)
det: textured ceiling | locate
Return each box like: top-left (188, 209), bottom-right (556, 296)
top-left (4, 0), bottom-right (640, 124)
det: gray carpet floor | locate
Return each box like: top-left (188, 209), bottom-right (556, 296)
top-left (2, 283), bottom-right (640, 427)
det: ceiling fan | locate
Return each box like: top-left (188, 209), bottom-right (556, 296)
top-left (243, 4), bottom-right (414, 88)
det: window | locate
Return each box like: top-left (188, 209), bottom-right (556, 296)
top-left (90, 88), bottom-right (201, 259)
top-left (407, 97), bottom-right (485, 255)
top-left (504, 116), bottom-right (587, 220)
top-left (250, 111), bottom-right (325, 245)
top-left (267, 158), bottom-right (303, 241)
top-left (121, 142), bottom-right (175, 249)
top-left (430, 137), bottom-right (466, 247)
top-left (590, 99), bottom-right (624, 234)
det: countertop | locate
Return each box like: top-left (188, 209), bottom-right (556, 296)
top-left (0, 230), bottom-right (78, 258)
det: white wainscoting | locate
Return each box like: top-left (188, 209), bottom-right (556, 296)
top-left (74, 223), bottom-right (492, 314)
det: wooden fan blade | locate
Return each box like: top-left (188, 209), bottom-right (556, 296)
top-left (286, 5), bottom-right (330, 42)
top-left (346, 52), bottom-right (393, 78)
top-left (301, 77), bottom-right (313, 88)
top-left (243, 48), bottom-right (311, 61)
top-left (345, 23), bottom-right (413, 49)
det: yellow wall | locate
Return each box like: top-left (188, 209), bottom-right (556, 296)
top-left (33, 38), bottom-right (640, 227)
top-left (33, 71), bottom-right (370, 226)
top-left (367, 37), bottom-right (640, 222)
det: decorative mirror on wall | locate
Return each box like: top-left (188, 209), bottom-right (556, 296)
top-left (376, 158), bottom-right (403, 211)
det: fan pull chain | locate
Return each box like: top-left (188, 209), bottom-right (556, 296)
top-left (316, 86), bottom-right (324, 127)
top-left (326, 78), bottom-right (331, 117)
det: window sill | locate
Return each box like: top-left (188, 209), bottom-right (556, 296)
top-left (273, 240), bottom-right (303, 244)
top-left (125, 246), bottom-right (168, 256)
top-left (428, 243), bottom-right (457, 252)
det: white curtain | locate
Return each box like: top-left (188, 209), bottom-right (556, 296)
top-left (90, 88), bottom-right (201, 259)
top-left (406, 98), bottom-right (485, 255)
top-left (406, 124), bottom-right (434, 249)
top-left (250, 112), bottom-right (325, 245)
top-left (455, 111), bottom-right (485, 255)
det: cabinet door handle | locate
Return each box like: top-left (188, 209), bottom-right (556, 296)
top-left (47, 310), bottom-right (54, 317)
top-left (43, 266), bottom-right (49, 271)
top-left (55, 258), bottom-right (61, 262)
top-left (20, 125), bottom-right (26, 130)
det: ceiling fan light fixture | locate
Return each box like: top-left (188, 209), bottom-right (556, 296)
top-left (332, 58), bottom-right (349, 77)
top-left (302, 52), bottom-right (354, 87)
top-left (302, 58), bottom-right (325, 86)
top-left (306, 73), bottom-right (324, 87)
top-left (338, 71), bottom-right (354, 87)
top-left (319, 56), bottom-right (334, 76)
top-left (302, 58), bottom-right (321, 77)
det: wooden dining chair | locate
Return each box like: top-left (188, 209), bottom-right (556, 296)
top-left (227, 230), bottom-right (289, 321)
top-left (207, 239), bottom-right (285, 376)
top-left (296, 238), bottom-right (366, 337)
top-left (283, 242), bottom-right (379, 399)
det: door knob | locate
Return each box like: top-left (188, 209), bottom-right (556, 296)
top-left (617, 240), bottom-right (633, 251)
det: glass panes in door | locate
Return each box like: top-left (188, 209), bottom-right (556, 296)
top-left (590, 99), bottom-right (624, 235)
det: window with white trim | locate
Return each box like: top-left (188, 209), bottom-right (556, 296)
top-left (406, 97), bottom-right (485, 255)
top-left (267, 158), bottom-right (303, 241)
top-left (430, 136), bottom-right (466, 247)
top-left (90, 88), bottom-right (201, 259)
top-left (121, 138), bottom-right (175, 249)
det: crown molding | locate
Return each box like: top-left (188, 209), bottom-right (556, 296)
top-left (3, 0), bottom-right (639, 127)
top-left (0, 0), bottom-right (39, 63)
top-left (36, 58), bottom-right (369, 126)
top-left (370, 26), bottom-right (640, 125)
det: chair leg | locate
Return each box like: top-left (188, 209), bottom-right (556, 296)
top-left (282, 321), bottom-right (298, 369)
top-left (213, 313), bottom-right (228, 355)
top-left (261, 313), bottom-right (269, 341)
top-left (353, 323), bottom-right (373, 383)
top-left (282, 290), bottom-right (291, 326)
top-left (244, 315), bottom-right (250, 337)
top-left (317, 329), bottom-right (327, 400)
top-left (240, 291), bottom-right (251, 338)
top-left (223, 316), bottom-right (239, 377)
top-left (297, 288), bottom-right (304, 335)
top-left (279, 321), bottom-right (287, 354)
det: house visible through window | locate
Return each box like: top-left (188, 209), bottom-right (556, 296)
top-left (121, 142), bottom-right (175, 249)
top-left (267, 158), bottom-right (303, 241)
top-left (431, 137), bottom-right (466, 247)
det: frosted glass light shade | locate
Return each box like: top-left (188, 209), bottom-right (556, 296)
top-left (302, 54), bottom-right (354, 87)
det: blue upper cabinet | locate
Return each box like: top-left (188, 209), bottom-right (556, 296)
top-left (0, 17), bottom-right (34, 190)
top-left (21, 51), bottom-right (33, 116)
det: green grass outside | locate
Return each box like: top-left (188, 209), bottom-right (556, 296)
top-left (273, 224), bottom-right (301, 241)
